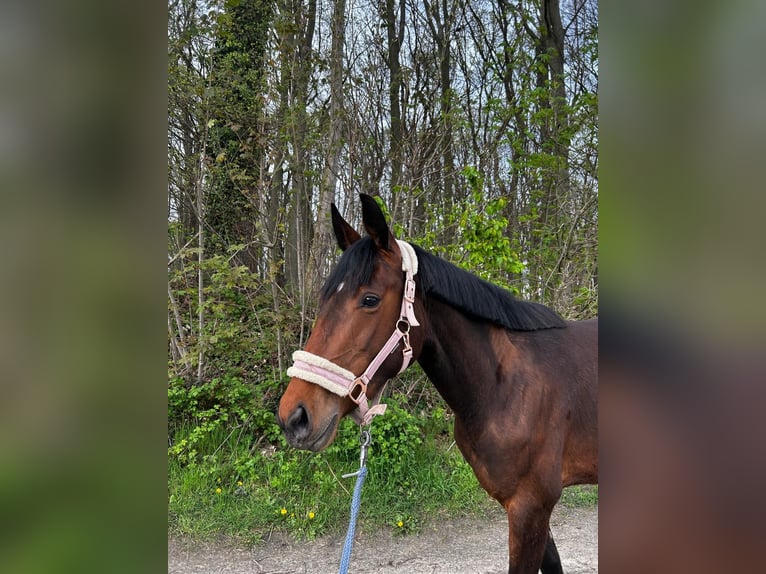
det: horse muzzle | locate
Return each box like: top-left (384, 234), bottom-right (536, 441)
top-left (277, 400), bottom-right (338, 452)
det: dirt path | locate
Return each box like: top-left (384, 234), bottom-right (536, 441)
top-left (168, 503), bottom-right (597, 573)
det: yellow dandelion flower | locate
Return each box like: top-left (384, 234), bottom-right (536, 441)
top-left (308, 511), bottom-right (315, 520)
top-left (280, 507), bottom-right (287, 515)
top-left (397, 520), bottom-right (404, 528)
top-left (215, 488), bottom-right (222, 494)
top-left (237, 481), bottom-right (243, 486)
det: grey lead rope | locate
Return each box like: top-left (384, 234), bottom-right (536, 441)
top-left (338, 430), bottom-right (371, 574)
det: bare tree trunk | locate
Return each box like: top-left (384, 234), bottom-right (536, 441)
top-left (196, 120), bottom-right (206, 382)
top-left (180, 113), bottom-right (199, 240)
top-left (168, 281), bottom-right (190, 372)
top-left (538, 0), bottom-right (571, 301)
top-left (385, 0), bottom-right (405, 194)
top-left (308, 0), bottom-right (346, 298)
top-left (283, 0), bottom-right (316, 294)
top-left (541, 0), bottom-right (569, 180)
top-left (270, 261), bottom-right (284, 374)
top-left (437, 0), bottom-right (455, 205)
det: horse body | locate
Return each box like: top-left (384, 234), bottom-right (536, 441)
top-left (277, 195), bottom-right (597, 573)
top-left (418, 302), bottom-right (597, 572)
top-left (421, 305), bottom-right (598, 490)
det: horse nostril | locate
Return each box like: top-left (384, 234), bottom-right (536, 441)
top-left (286, 404), bottom-right (311, 440)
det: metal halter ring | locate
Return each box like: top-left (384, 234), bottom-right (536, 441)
top-left (348, 378), bottom-right (367, 405)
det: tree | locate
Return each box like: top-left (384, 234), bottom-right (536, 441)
top-left (168, 0), bottom-right (599, 383)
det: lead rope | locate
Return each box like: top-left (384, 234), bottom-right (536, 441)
top-left (338, 429), bottom-right (371, 574)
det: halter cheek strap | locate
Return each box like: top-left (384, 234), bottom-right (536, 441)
top-left (285, 240), bottom-right (419, 425)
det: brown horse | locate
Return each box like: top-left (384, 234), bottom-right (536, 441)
top-left (277, 194), bottom-right (598, 574)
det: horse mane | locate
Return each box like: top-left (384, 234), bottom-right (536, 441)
top-left (413, 245), bottom-right (566, 331)
top-left (320, 238), bottom-right (566, 331)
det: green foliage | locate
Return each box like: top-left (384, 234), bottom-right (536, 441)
top-left (168, 375), bottom-right (260, 467)
top-left (416, 167), bottom-right (526, 294)
top-left (168, 394), bottom-right (489, 541)
top-left (559, 485), bottom-right (599, 508)
top-left (359, 399), bottom-right (423, 478)
top-left (168, 248), bottom-right (297, 473)
top-left (168, 248), bottom-right (298, 380)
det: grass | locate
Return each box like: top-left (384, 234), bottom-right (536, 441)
top-left (168, 405), bottom-right (492, 543)
top-left (168, 400), bottom-right (598, 544)
top-left (559, 484), bottom-right (599, 508)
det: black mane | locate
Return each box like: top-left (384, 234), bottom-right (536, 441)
top-left (320, 238), bottom-right (566, 331)
top-left (413, 245), bottom-right (566, 331)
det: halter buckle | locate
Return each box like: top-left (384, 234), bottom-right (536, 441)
top-left (348, 377), bottom-right (368, 405)
top-left (402, 331), bottom-right (412, 354)
top-left (404, 278), bottom-right (416, 302)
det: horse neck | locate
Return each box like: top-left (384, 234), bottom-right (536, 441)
top-left (417, 299), bottom-right (509, 419)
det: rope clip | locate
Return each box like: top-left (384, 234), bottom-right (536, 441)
top-left (342, 429), bottom-right (371, 479)
top-left (359, 429), bottom-right (371, 468)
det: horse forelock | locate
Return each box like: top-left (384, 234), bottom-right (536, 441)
top-left (319, 237), bottom-right (378, 303)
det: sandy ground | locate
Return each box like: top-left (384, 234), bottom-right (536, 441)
top-left (168, 503), bottom-right (597, 573)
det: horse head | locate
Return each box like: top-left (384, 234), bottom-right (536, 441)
top-left (277, 194), bottom-right (424, 451)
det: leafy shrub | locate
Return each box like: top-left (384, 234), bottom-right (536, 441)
top-left (413, 168), bottom-right (526, 295)
top-left (168, 245), bottom-right (301, 464)
top-left (168, 246), bottom-right (303, 381)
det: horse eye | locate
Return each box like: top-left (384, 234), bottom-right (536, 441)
top-left (360, 294), bottom-right (380, 308)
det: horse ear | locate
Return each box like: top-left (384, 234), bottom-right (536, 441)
top-left (360, 194), bottom-right (392, 251)
top-left (331, 203), bottom-right (361, 251)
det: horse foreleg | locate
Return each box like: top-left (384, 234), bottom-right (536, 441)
top-left (504, 499), bottom-right (556, 574)
top-left (540, 530), bottom-right (563, 574)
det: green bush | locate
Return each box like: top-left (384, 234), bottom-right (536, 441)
top-left (168, 381), bottom-right (491, 540)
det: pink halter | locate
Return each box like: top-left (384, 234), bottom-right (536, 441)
top-left (286, 240), bottom-right (419, 425)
